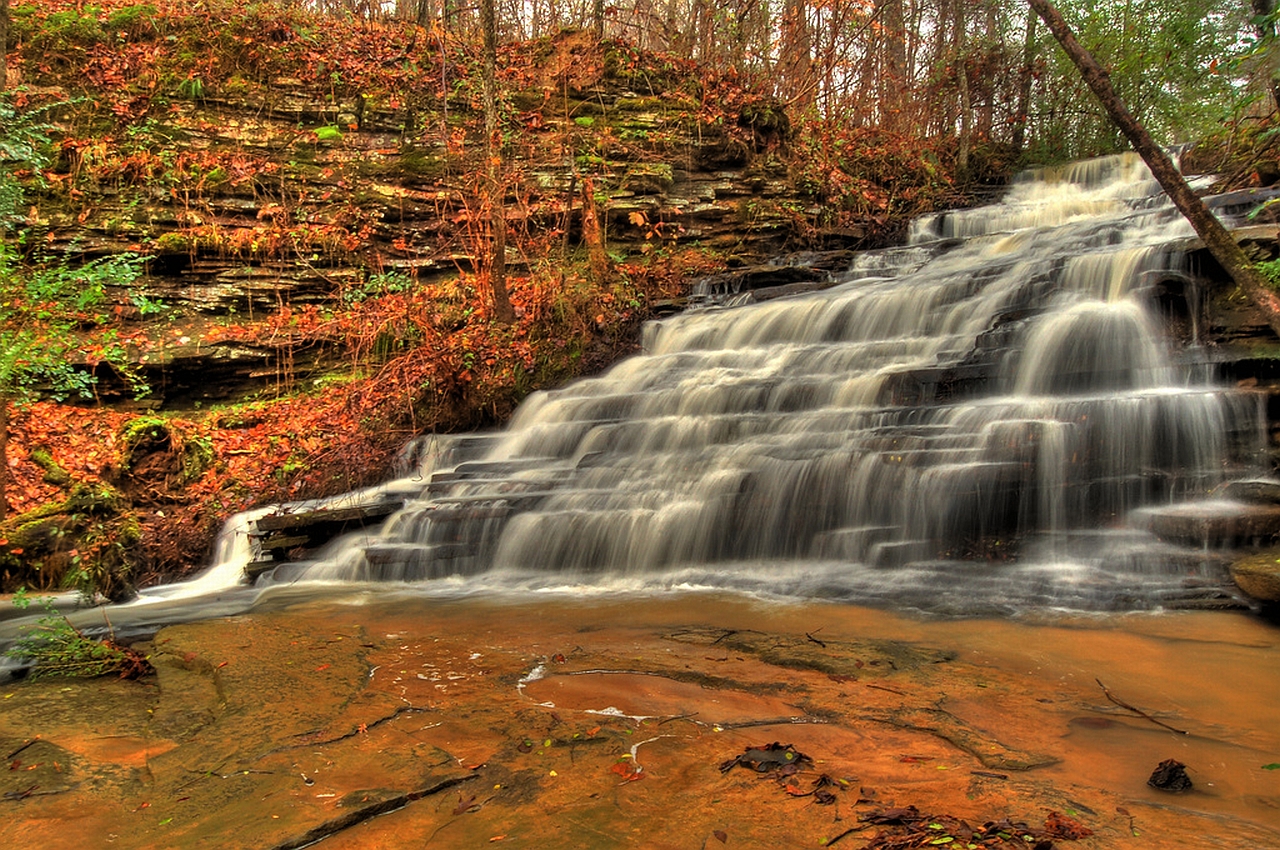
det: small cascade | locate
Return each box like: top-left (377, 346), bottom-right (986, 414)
top-left (175, 153), bottom-right (1269, 613)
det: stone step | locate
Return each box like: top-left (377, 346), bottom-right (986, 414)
top-left (1132, 500), bottom-right (1280, 547)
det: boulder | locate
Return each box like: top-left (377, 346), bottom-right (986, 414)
top-left (1132, 500), bottom-right (1280, 547)
top-left (1230, 550), bottom-right (1280, 602)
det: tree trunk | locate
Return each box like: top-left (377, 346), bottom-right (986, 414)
top-left (580, 176), bottom-right (610, 283)
top-left (953, 0), bottom-right (971, 175)
top-left (481, 0), bottom-right (515, 323)
top-left (592, 0), bottom-right (604, 40)
top-left (0, 399), bottom-right (10, 520)
top-left (779, 0), bottom-right (813, 109)
top-left (880, 0), bottom-right (908, 131)
top-left (1, 0), bottom-right (9, 93)
top-left (1011, 12), bottom-right (1037, 154)
top-left (1252, 0), bottom-right (1280, 111)
top-left (1028, 0), bottom-right (1280, 336)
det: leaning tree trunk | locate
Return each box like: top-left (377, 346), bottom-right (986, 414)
top-left (1028, 0), bottom-right (1280, 337)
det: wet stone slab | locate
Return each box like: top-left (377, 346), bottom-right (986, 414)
top-left (3, 598), bottom-right (1279, 849)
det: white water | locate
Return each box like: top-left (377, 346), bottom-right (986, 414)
top-left (162, 154), bottom-right (1266, 614)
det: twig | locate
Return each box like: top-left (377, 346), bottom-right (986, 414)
top-left (1095, 679), bottom-right (1187, 735)
top-left (805, 630), bottom-right (827, 648)
top-left (658, 712), bottom-right (698, 726)
top-left (865, 683), bottom-right (907, 696)
top-left (822, 824), bottom-right (870, 846)
top-left (6, 738), bottom-right (39, 760)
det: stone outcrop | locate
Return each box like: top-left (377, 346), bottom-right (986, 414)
top-left (26, 32), bottom-right (831, 408)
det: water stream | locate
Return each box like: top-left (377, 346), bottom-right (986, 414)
top-left (159, 154), bottom-right (1268, 615)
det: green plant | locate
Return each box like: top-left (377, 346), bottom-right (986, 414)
top-left (0, 118), bottom-right (153, 514)
top-left (1260, 258), bottom-right (1280, 290)
top-left (177, 76), bottom-right (206, 101)
top-left (6, 595), bottom-right (152, 680)
top-left (0, 98), bottom-right (57, 231)
top-left (342, 270), bottom-right (414, 304)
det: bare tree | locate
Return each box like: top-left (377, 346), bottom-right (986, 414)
top-left (481, 0), bottom-right (515, 323)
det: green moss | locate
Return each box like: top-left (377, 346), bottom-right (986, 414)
top-left (152, 232), bottom-right (192, 253)
top-left (65, 483), bottom-right (127, 515)
top-left (30, 447), bottom-right (73, 488)
top-left (105, 4), bottom-right (157, 33)
top-left (180, 436), bottom-right (215, 483)
top-left (119, 416), bottom-right (173, 469)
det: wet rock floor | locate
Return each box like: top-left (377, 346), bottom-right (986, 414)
top-left (2, 595), bottom-right (1278, 849)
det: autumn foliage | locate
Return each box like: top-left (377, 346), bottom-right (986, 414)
top-left (0, 0), bottom-right (978, 597)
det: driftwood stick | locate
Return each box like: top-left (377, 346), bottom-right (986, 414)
top-left (5, 738), bottom-right (39, 760)
top-left (822, 824), bottom-right (870, 846)
top-left (865, 683), bottom-right (907, 696)
top-left (1095, 679), bottom-right (1187, 735)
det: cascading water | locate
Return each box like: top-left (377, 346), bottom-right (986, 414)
top-left (198, 153), bottom-right (1266, 613)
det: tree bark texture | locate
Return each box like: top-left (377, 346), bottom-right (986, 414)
top-left (1011, 13), bottom-right (1037, 153)
top-left (1, 0), bottom-right (9, 93)
top-left (0, 400), bottom-right (10, 520)
top-left (1252, 0), bottom-right (1280, 111)
top-left (953, 0), bottom-right (970, 175)
top-left (1028, 0), bottom-right (1280, 337)
top-left (481, 0), bottom-right (515, 324)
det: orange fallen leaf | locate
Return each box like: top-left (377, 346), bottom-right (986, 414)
top-left (315, 664), bottom-right (331, 672)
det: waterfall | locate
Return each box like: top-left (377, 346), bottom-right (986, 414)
top-left (181, 153), bottom-right (1267, 613)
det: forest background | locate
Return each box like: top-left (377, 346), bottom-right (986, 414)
top-left (0, 0), bottom-right (1275, 600)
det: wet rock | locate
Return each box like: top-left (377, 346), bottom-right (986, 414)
top-left (1230, 550), bottom-right (1280, 602)
top-left (1221, 478), bottom-right (1280, 504)
top-left (1132, 500), bottom-right (1280, 546)
top-left (1147, 758), bottom-right (1193, 792)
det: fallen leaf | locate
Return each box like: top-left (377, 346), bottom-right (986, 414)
top-left (1044, 810), bottom-right (1094, 839)
top-left (713, 830), bottom-right (727, 843)
top-left (314, 664), bottom-right (331, 672)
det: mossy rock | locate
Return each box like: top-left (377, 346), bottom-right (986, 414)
top-left (0, 485), bottom-right (137, 600)
top-left (118, 417), bottom-right (214, 486)
top-left (1231, 551), bottom-right (1280, 602)
top-left (29, 447), bottom-right (72, 488)
top-left (739, 100), bottom-right (791, 137)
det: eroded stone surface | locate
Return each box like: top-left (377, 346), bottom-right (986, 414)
top-left (3, 598), bottom-right (1279, 849)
